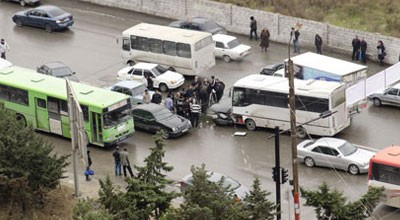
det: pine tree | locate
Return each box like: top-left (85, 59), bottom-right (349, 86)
top-left (243, 176), bottom-right (276, 220)
top-left (301, 182), bottom-right (384, 220)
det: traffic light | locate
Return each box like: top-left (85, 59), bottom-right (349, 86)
top-left (281, 168), bottom-right (289, 184)
top-left (272, 167), bottom-right (278, 182)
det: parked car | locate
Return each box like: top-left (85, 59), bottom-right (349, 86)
top-left (36, 61), bottom-right (79, 82)
top-left (212, 34), bottom-right (252, 62)
top-left (367, 82), bottom-right (400, 107)
top-left (207, 96), bottom-right (234, 126)
top-left (131, 103), bottom-right (192, 139)
top-left (117, 62), bottom-right (185, 92)
top-left (168, 16), bottom-right (226, 35)
top-left (179, 171), bottom-right (249, 200)
top-left (109, 80), bottom-right (154, 105)
top-left (297, 137), bottom-right (375, 175)
top-left (260, 63), bottom-right (285, 75)
top-left (1, 0), bottom-right (39, 6)
top-left (12, 5), bottom-right (74, 32)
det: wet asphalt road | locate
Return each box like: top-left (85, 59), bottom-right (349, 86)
top-left (1, 0), bottom-right (399, 219)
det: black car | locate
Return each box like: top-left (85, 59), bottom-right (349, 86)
top-left (37, 61), bottom-right (79, 82)
top-left (131, 103), bottom-right (192, 139)
top-left (168, 17), bottom-right (226, 35)
top-left (12, 5), bottom-right (74, 32)
top-left (260, 63), bottom-right (285, 75)
top-left (1, 0), bottom-right (40, 7)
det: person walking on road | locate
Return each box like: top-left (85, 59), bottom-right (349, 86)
top-left (249, 16), bottom-right (258, 41)
top-left (315, 34), bottom-right (323, 54)
top-left (112, 146), bottom-right (122, 176)
top-left (351, 35), bottom-right (361, 61)
top-left (260, 28), bottom-right (270, 52)
top-left (360, 37), bottom-right (368, 64)
top-left (85, 150), bottom-right (93, 181)
top-left (377, 40), bottom-right (386, 66)
top-left (120, 148), bottom-right (134, 177)
top-left (0, 39), bottom-right (10, 60)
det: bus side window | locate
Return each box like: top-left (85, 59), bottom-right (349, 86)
top-left (177, 43), bottom-right (191, 58)
top-left (122, 38), bottom-right (130, 51)
top-left (163, 41), bottom-right (176, 56)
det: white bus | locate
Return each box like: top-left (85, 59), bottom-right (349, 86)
top-left (120, 23), bottom-right (215, 76)
top-left (232, 74), bottom-right (350, 138)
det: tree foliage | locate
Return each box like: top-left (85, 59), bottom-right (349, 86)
top-left (0, 107), bottom-right (69, 217)
top-left (301, 182), bottom-right (384, 220)
top-left (72, 197), bottom-right (114, 220)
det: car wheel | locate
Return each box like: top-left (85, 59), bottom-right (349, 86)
top-left (304, 157), bottom-right (315, 167)
top-left (245, 119), bottom-right (256, 131)
top-left (161, 129), bottom-right (170, 139)
top-left (296, 126), bottom-right (307, 139)
top-left (15, 18), bottom-right (23, 27)
top-left (127, 60), bottom-right (135, 66)
top-left (373, 98), bottom-right (382, 107)
top-left (348, 164), bottom-right (360, 175)
top-left (20, 0), bottom-right (26, 6)
top-left (44, 24), bottom-right (53, 33)
top-left (16, 114), bottom-right (27, 127)
top-left (223, 55), bottom-right (231, 63)
top-left (159, 83), bottom-right (168, 92)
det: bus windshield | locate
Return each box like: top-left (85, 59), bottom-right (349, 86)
top-left (371, 163), bottom-right (400, 185)
top-left (103, 104), bottom-right (131, 128)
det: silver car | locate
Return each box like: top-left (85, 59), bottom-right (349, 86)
top-left (367, 82), bottom-right (400, 107)
top-left (179, 171), bottom-right (249, 200)
top-left (110, 80), bottom-right (154, 105)
top-left (297, 138), bottom-right (375, 175)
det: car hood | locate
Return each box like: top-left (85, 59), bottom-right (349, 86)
top-left (368, 89), bottom-right (385, 97)
top-left (231, 44), bottom-right (252, 53)
top-left (345, 148), bottom-right (375, 165)
top-left (209, 96), bottom-right (232, 114)
top-left (157, 71), bottom-right (183, 81)
top-left (158, 114), bottom-right (190, 129)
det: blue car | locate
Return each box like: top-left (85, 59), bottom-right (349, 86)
top-left (12, 5), bottom-right (73, 32)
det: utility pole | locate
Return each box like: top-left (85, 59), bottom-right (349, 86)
top-left (288, 28), bottom-right (300, 220)
top-left (274, 126), bottom-right (281, 220)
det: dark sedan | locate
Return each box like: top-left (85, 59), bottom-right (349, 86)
top-left (260, 63), bottom-right (285, 75)
top-left (12, 5), bottom-right (73, 32)
top-left (37, 61), bottom-right (79, 82)
top-left (131, 103), bottom-right (192, 139)
top-left (168, 17), bottom-right (226, 35)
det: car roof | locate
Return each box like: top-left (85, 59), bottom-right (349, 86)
top-left (133, 103), bottom-right (166, 112)
top-left (35, 5), bottom-right (63, 12)
top-left (41, 61), bottom-right (67, 69)
top-left (133, 62), bottom-right (157, 69)
top-left (314, 138), bottom-right (346, 148)
top-left (113, 80), bottom-right (144, 89)
top-left (191, 17), bottom-right (211, 23)
top-left (212, 34), bottom-right (236, 43)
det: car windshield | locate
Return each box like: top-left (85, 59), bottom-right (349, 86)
top-left (338, 141), bottom-right (358, 156)
top-left (52, 67), bottom-right (73, 77)
top-left (152, 65), bottom-right (168, 76)
top-left (131, 84), bottom-right (147, 96)
top-left (153, 108), bottom-right (173, 121)
top-left (201, 20), bottom-right (219, 31)
top-left (227, 39), bottom-right (240, 49)
top-left (221, 176), bottom-right (240, 190)
top-left (103, 104), bottom-right (131, 128)
top-left (48, 7), bottom-right (66, 17)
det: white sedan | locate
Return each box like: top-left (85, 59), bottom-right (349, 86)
top-left (117, 62), bottom-right (185, 92)
top-left (212, 34), bottom-right (252, 62)
top-left (297, 137), bottom-right (376, 175)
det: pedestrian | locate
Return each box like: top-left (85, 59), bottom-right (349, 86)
top-left (0, 39), bottom-right (10, 60)
top-left (85, 150), bottom-right (93, 181)
top-left (360, 37), bottom-right (368, 64)
top-left (143, 89), bottom-right (151, 104)
top-left (214, 78), bottom-right (225, 103)
top-left (144, 72), bottom-right (154, 90)
top-left (249, 16), bottom-right (258, 41)
top-left (377, 40), bottom-right (386, 66)
top-left (164, 93), bottom-right (174, 112)
top-left (185, 84), bottom-right (194, 98)
top-left (120, 148), bottom-right (134, 177)
top-left (351, 35), bottom-right (361, 61)
top-left (314, 34), bottom-right (323, 54)
top-left (151, 89), bottom-right (162, 104)
top-left (112, 146), bottom-right (122, 176)
top-left (199, 84), bottom-right (209, 114)
top-left (191, 76), bottom-right (202, 94)
top-left (259, 28), bottom-right (270, 52)
top-left (190, 99), bottom-right (201, 128)
top-left (175, 92), bottom-right (184, 117)
top-left (291, 27), bottom-right (300, 53)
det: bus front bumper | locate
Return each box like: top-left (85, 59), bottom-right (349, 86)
top-left (104, 132), bottom-right (134, 147)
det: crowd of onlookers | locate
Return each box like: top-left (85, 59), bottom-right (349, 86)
top-left (142, 75), bottom-right (225, 128)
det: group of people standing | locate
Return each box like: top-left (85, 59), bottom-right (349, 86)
top-left (352, 35), bottom-right (386, 66)
top-left (249, 16), bottom-right (271, 52)
top-left (142, 75), bottom-right (225, 128)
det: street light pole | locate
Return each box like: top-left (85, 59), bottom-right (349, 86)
top-left (288, 29), bottom-right (300, 220)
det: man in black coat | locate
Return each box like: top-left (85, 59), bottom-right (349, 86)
top-left (351, 35), bottom-right (361, 61)
top-left (360, 38), bottom-right (368, 64)
top-left (151, 89), bottom-right (162, 104)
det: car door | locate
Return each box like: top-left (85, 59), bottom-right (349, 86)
top-left (25, 9), bottom-right (40, 26)
top-left (383, 88), bottom-right (400, 105)
top-left (132, 109), bottom-right (147, 130)
top-left (214, 41), bottom-right (225, 58)
top-left (142, 111), bottom-right (160, 132)
top-left (130, 68), bottom-right (143, 81)
top-left (145, 70), bottom-right (158, 87)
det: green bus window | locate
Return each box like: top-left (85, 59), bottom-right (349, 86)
top-left (0, 85), bottom-right (9, 100)
top-left (80, 105), bottom-right (89, 121)
top-left (9, 87), bottom-right (28, 106)
top-left (37, 98), bottom-right (46, 108)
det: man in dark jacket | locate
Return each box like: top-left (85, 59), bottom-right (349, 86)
top-left (314, 34), bottom-right (323, 54)
top-left (249, 16), bottom-right (258, 40)
top-left (351, 35), bottom-right (361, 61)
top-left (151, 89), bottom-right (162, 104)
top-left (360, 38), bottom-right (368, 64)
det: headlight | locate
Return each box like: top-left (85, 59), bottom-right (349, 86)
top-left (172, 127), bottom-right (178, 132)
top-left (56, 20), bottom-right (62, 24)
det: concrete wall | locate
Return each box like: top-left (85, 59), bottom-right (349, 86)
top-left (80, 0), bottom-right (400, 64)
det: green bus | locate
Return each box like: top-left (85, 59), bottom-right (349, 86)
top-left (0, 65), bottom-right (134, 147)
